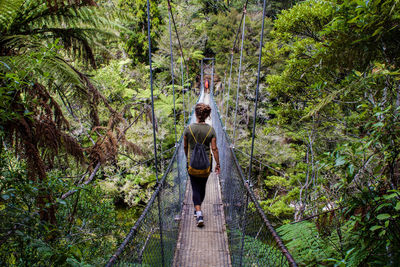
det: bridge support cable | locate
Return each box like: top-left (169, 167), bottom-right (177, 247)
top-left (224, 0), bottom-right (249, 126)
top-left (232, 7), bottom-right (246, 145)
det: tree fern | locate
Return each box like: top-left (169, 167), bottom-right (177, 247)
top-left (277, 221), bottom-right (342, 266)
top-left (0, 0), bottom-right (24, 32)
top-left (1, 0), bottom-right (122, 66)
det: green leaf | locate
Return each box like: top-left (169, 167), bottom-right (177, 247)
top-left (379, 229), bottom-right (386, 236)
top-left (372, 26), bottom-right (384, 37)
top-left (372, 122), bottom-right (384, 128)
top-left (377, 213), bottom-right (390, 220)
top-left (370, 225), bottom-right (382, 231)
top-left (335, 157), bottom-right (346, 167)
top-left (376, 203), bottom-right (390, 211)
top-left (395, 202), bottom-right (400, 211)
top-left (383, 193), bottom-right (398, 200)
top-left (354, 70), bottom-right (363, 76)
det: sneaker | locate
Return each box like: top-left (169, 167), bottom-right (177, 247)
top-left (197, 216), bottom-right (204, 227)
top-left (194, 210), bottom-right (197, 217)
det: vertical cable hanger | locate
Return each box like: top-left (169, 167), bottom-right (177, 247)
top-left (232, 6), bottom-right (247, 145)
top-left (211, 58), bottom-right (215, 96)
top-left (224, 0), bottom-right (250, 127)
top-left (181, 57), bottom-right (186, 124)
top-left (247, 0), bottom-right (265, 183)
top-left (167, 0), bottom-right (190, 123)
top-left (146, 0), bottom-right (159, 184)
top-left (168, 6), bottom-right (177, 144)
top-left (221, 70), bottom-right (227, 111)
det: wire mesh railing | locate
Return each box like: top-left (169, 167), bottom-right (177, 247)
top-left (209, 93), bottom-right (297, 267)
top-left (105, 90), bottom-right (203, 267)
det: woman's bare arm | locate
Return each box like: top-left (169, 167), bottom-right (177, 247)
top-left (211, 137), bottom-right (220, 174)
top-left (184, 135), bottom-right (188, 158)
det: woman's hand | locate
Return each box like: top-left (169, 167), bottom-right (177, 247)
top-left (215, 164), bottom-right (221, 175)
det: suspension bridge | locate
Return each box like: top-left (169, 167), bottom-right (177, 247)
top-left (105, 0), bottom-right (298, 266)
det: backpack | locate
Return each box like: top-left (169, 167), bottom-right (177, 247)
top-left (187, 125), bottom-right (212, 177)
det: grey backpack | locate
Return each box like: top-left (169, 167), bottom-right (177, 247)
top-left (187, 125), bottom-right (212, 177)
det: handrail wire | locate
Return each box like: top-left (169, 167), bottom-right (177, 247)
top-left (145, 1), bottom-right (165, 266)
top-left (224, 0), bottom-right (250, 126)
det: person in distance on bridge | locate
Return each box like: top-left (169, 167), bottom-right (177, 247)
top-left (205, 78), bottom-right (210, 94)
top-left (184, 103), bottom-right (221, 227)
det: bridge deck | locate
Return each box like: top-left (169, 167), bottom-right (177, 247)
top-left (173, 94), bottom-right (231, 267)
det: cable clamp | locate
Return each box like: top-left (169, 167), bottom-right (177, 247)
top-left (245, 180), bottom-right (253, 188)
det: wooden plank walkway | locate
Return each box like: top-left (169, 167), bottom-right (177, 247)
top-left (173, 94), bottom-right (231, 267)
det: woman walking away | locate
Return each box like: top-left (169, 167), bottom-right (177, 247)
top-left (184, 103), bottom-right (220, 227)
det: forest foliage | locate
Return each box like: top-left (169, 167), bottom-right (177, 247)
top-left (1, 0), bottom-right (399, 266)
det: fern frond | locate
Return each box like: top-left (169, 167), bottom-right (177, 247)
top-left (301, 87), bottom-right (345, 121)
top-left (0, 0), bottom-right (24, 32)
top-left (1, 0), bottom-right (124, 66)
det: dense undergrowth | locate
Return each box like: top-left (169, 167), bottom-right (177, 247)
top-left (1, 0), bottom-right (399, 266)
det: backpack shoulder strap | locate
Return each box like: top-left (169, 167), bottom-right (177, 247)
top-left (188, 125), bottom-right (198, 144)
top-left (201, 125), bottom-right (212, 144)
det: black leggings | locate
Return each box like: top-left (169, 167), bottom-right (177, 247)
top-left (189, 174), bottom-right (209, 206)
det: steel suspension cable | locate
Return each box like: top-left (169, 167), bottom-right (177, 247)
top-left (167, 0), bottom-right (189, 77)
top-left (224, 0), bottom-right (249, 126)
top-left (167, 0), bottom-right (192, 123)
top-left (247, 0), bottom-right (265, 184)
top-left (146, 0), bottom-right (159, 184)
top-left (232, 7), bottom-right (246, 145)
top-left (181, 57), bottom-right (186, 124)
top-left (168, 8), bottom-right (177, 144)
top-left (146, 1), bottom-right (165, 266)
top-left (221, 70), bottom-right (227, 110)
top-left (201, 59), bottom-right (204, 96)
top-left (211, 59), bottom-right (215, 95)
